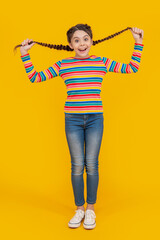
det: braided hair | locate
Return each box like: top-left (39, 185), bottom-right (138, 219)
top-left (13, 24), bottom-right (133, 53)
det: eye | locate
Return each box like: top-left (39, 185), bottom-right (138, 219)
top-left (84, 38), bottom-right (88, 41)
top-left (75, 39), bottom-right (79, 42)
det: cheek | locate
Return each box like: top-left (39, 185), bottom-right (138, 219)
top-left (75, 45), bottom-right (80, 50)
top-left (71, 42), bottom-right (78, 49)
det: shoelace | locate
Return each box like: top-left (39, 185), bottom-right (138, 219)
top-left (74, 210), bottom-right (84, 220)
top-left (85, 210), bottom-right (96, 220)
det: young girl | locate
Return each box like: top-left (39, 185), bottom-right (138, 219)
top-left (15, 24), bottom-right (144, 230)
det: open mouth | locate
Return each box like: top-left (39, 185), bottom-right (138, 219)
top-left (78, 48), bottom-right (87, 52)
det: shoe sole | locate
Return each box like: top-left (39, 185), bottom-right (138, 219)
top-left (83, 222), bottom-right (96, 229)
top-left (68, 217), bottom-right (84, 228)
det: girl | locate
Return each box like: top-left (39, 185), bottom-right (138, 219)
top-left (14, 24), bottom-right (144, 230)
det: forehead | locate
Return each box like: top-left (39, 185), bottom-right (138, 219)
top-left (72, 30), bottom-right (89, 39)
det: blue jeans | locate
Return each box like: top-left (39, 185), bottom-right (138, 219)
top-left (65, 113), bottom-right (104, 206)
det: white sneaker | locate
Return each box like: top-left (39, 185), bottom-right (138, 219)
top-left (83, 209), bottom-right (96, 229)
top-left (68, 209), bottom-right (85, 228)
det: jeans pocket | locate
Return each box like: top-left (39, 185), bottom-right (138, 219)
top-left (65, 113), bottom-right (74, 118)
top-left (93, 113), bottom-right (103, 116)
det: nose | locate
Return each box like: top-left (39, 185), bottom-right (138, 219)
top-left (80, 40), bottom-right (85, 46)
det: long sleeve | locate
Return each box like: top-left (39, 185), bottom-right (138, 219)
top-left (21, 53), bottom-right (62, 83)
top-left (101, 42), bottom-right (144, 73)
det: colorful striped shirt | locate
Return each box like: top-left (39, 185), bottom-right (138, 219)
top-left (21, 42), bottom-right (144, 114)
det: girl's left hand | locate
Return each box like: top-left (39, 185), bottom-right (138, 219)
top-left (130, 27), bottom-right (144, 43)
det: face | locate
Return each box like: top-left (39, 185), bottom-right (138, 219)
top-left (69, 30), bottom-right (93, 59)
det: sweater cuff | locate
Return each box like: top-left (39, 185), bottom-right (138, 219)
top-left (135, 43), bottom-right (144, 46)
top-left (21, 53), bottom-right (30, 62)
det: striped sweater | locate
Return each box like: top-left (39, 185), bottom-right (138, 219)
top-left (21, 42), bottom-right (144, 114)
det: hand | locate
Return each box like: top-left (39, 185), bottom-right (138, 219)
top-left (129, 27), bottom-right (144, 44)
top-left (20, 38), bottom-right (35, 53)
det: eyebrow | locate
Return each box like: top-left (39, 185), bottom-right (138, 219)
top-left (73, 35), bottom-right (89, 39)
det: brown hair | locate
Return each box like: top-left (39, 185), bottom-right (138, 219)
top-left (13, 24), bottom-right (133, 53)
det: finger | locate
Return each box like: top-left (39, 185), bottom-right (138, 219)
top-left (141, 30), bottom-right (144, 39)
top-left (29, 39), bottom-right (34, 45)
top-left (133, 27), bottom-right (136, 32)
top-left (30, 39), bottom-right (34, 44)
top-left (135, 27), bottom-right (139, 34)
top-left (135, 28), bottom-right (140, 35)
top-left (134, 27), bottom-right (138, 34)
top-left (22, 40), bottom-right (26, 46)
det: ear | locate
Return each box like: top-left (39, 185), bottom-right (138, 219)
top-left (69, 43), bottom-right (74, 49)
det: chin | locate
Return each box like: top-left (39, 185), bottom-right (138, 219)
top-left (78, 51), bottom-right (89, 56)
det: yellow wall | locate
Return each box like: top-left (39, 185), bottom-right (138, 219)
top-left (0, 0), bottom-right (160, 238)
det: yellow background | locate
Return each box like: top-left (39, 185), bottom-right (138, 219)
top-left (0, 0), bottom-right (160, 238)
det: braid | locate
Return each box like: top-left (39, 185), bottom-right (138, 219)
top-left (13, 41), bottom-right (73, 54)
top-left (13, 26), bottom-right (132, 54)
top-left (93, 27), bottom-right (132, 45)
top-left (32, 41), bottom-right (73, 51)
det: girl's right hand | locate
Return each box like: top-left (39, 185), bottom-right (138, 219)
top-left (20, 38), bottom-right (35, 53)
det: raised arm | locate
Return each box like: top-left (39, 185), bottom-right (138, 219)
top-left (21, 53), bottom-right (61, 83)
top-left (101, 42), bottom-right (144, 73)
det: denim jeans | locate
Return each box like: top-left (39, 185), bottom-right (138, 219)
top-left (65, 113), bottom-right (104, 206)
